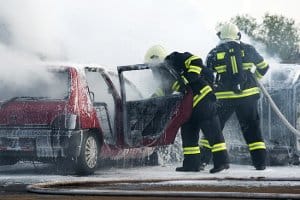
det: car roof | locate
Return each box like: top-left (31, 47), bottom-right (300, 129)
top-left (44, 62), bottom-right (107, 71)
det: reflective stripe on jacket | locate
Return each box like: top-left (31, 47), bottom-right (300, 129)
top-left (172, 55), bottom-right (214, 107)
top-left (206, 41), bottom-right (269, 99)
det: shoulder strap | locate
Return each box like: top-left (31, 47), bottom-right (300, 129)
top-left (224, 42), bottom-right (245, 92)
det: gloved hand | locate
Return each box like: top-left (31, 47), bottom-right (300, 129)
top-left (233, 84), bottom-right (242, 94)
top-left (250, 65), bottom-right (257, 74)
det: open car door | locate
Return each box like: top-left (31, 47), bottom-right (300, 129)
top-left (118, 64), bottom-right (192, 147)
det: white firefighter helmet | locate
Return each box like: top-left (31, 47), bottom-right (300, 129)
top-left (217, 22), bottom-right (241, 40)
top-left (144, 45), bottom-right (167, 63)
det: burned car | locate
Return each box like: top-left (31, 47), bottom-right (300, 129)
top-left (0, 64), bottom-right (192, 174)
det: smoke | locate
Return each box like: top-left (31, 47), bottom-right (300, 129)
top-left (0, 0), bottom-right (299, 64)
top-left (239, 33), bottom-right (282, 84)
top-left (241, 34), bottom-right (298, 86)
top-left (0, 0), bottom-right (222, 67)
top-left (0, 0), bottom-right (216, 100)
top-left (0, 0), bottom-right (298, 99)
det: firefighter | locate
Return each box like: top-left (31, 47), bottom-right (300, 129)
top-left (144, 45), bottom-right (168, 64)
top-left (145, 45), bottom-right (213, 169)
top-left (205, 22), bottom-right (270, 170)
top-left (144, 45), bottom-right (175, 97)
top-left (165, 51), bottom-right (230, 173)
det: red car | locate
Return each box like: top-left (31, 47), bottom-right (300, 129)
top-left (0, 64), bottom-right (192, 174)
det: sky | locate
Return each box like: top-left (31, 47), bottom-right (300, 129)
top-left (0, 0), bottom-right (299, 68)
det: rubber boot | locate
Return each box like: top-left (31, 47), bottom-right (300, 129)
top-left (250, 149), bottom-right (267, 170)
top-left (176, 154), bottom-right (201, 172)
top-left (209, 151), bottom-right (230, 173)
top-left (199, 146), bottom-right (212, 170)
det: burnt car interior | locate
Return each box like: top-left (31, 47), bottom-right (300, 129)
top-left (118, 64), bottom-right (184, 147)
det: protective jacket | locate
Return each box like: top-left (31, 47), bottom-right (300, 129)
top-left (165, 52), bottom-right (215, 107)
top-left (206, 41), bottom-right (269, 100)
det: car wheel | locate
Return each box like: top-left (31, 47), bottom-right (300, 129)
top-left (75, 133), bottom-right (99, 175)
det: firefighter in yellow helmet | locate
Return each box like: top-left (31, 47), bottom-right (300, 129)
top-left (205, 22), bottom-right (270, 170)
top-left (144, 45), bottom-right (168, 64)
top-left (144, 45), bottom-right (176, 97)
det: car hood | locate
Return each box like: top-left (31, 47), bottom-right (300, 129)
top-left (0, 99), bottom-right (68, 126)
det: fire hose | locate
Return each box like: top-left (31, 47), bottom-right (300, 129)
top-left (27, 178), bottom-right (300, 199)
top-left (256, 78), bottom-right (300, 137)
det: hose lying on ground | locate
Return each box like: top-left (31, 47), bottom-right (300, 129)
top-left (27, 178), bottom-right (300, 199)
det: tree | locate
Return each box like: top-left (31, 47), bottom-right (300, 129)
top-left (260, 14), bottom-right (299, 61)
top-left (231, 14), bottom-right (300, 63)
top-left (231, 14), bottom-right (258, 38)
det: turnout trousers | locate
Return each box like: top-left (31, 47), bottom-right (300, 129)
top-left (179, 95), bottom-right (229, 172)
top-left (218, 95), bottom-right (267, 169)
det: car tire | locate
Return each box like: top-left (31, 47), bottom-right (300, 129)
top-left (75, 133), bottom-right (99, 175)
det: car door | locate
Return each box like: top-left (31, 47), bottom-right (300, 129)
top-left (118, 64), bottom-right (193, 147)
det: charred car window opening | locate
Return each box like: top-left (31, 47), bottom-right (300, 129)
top-left (107, 71), bottom-right (143, 101)
top-left (0, 68), bottom-right (70, 102)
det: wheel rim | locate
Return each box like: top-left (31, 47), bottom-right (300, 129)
top-left (85, 136), bottom-right (98, 169)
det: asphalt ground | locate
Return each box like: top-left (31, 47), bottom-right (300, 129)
top-left (1, 162), bottom-right (300, 199)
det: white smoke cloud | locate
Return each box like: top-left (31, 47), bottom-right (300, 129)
top-left (0, 0), bottom-right (298, 99)
top-left (0, 1), bottom-right (64, 60)
top-left (1, 0), bottom-right (299, 65)
top-left (0, 0), bottom-right (221, 67)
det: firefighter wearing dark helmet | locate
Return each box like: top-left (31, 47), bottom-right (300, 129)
top-left (165, 51), bottom-right (230, 173)
top-left (205, 22), bottom-right (270, 170)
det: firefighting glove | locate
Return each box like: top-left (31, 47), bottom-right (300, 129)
top-left (250, 65), bottom-right (257, 74)
top-left (233, 84), bottom-right (242, 94)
